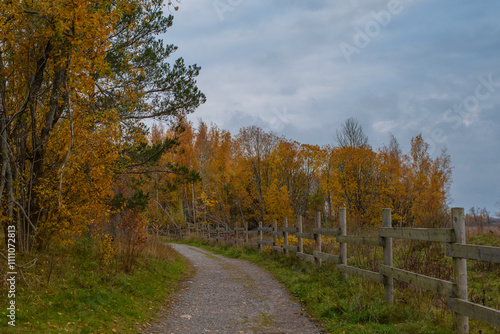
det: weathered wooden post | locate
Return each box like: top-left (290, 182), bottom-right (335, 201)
top-left (339, 207), bottom-right (347, 280)
top-left (217, 223), bottom-right (220, 243)
top-left (297, 216), bottom-right (303, 258)
top-left (452, 207), bottom-right (469, 334)
top-left (235, 223), bottom-right (239, 245)
top-left (315, 211), bottom-right (322, 267)
top-left (245, 221), bottom-right (249, 244)
top-left (382, 208), bottom-right (394, 303)
top-left (259, 221), bottom-right (263, 251)
top-left (283, 217), bottom-right (289, 257)
top-left (225, 223), bottom-right (229, 244)
top-left (273, 219), bottom-right (278, 248)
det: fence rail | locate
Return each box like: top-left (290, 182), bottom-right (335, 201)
top-left (379, 227), bottom-right (456, 242)
top-left (168, 207), bottom-right (500, 334)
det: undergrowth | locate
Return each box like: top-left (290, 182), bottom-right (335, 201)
top-left (0, 236), bottom-right (192, 333)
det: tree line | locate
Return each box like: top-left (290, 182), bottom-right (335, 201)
top-left (142, 118), bottom-right (454, 232)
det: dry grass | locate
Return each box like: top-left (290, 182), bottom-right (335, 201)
top-left (143, 235), bottom-right (178, 260)
top-left (466, 225), bottom-right (500, 238)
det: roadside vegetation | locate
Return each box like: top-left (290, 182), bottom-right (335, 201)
top-left (175, 226), bottom-right (500, 334)
top-left (0, 236), bottom-right (192, 333)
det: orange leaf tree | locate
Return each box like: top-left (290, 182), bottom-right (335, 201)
top-left (0, 0), bottom-right (205, 251)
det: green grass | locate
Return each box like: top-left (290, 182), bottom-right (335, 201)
top-left (5, 231), bottom-right (495, 333)
top-left (468, 232), bottom-right (500, 247)
top-left (1, 237), bottom-right (193, 333)
top-left (174, 237), bottom-right (456, 334)
top-left (466, 231), bottom-right (500, 333)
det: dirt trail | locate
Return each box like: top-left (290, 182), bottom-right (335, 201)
top-left (144, 243), bottom-right (322, 334)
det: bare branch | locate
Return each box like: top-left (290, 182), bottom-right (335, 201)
top-left (22, 9), bottom-right (51, 22)
top-left (336, 117), bottom-right (369, 149)
top-left (58, 82), bottom-right (74, 207)
top-left (11, 199), bottom-right (38, 232)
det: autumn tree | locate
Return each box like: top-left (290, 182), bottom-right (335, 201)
top-left (0, 0), bottom-right (205, 251)
top-left (327, 119), bottom-right (383, 226)
top-left (299, 144), bottom-right (326, 219)
top-left (406, 135), bottom-right (452, 227)
top-left (228, 143), bottom-right (256, 226)
top-left (235, 126), bottom-right (278, 225)
top-left (192, 122), bottom-right (233, 226)
top-left (329, 146), bottom-right (384, 226)
top-left (379, 134), bottom-right (411, 227)
top-left (137, 119), bottom-right (201, 232)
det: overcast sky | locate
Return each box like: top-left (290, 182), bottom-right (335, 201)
top-left (161, 0), bottom-right (500, 214)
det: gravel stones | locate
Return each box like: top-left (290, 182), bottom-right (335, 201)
top-left (144, 244), bottom-right (322, 334)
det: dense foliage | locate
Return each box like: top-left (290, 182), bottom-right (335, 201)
top-left (0, 0), bottom-right (205, 252)
top-left (143, 119), bottom-right (453, 231)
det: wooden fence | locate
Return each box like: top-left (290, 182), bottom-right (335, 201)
top-left (170, 207), bottom-right (500, 334)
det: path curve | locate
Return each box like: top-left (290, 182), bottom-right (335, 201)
top-left (145, 243), bottom-right (322, 334)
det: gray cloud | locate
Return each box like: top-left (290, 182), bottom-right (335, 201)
top-left (165, 1), bottom-right (500, 213)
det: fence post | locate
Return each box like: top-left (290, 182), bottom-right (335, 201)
top-left (217, 223), bottom-right (220, 243)
top-left (452, 207), bottom-right (469, 334)
top-left (297, 216), bottom-right (303, 257)
top-left (315, 211), bottom-right (322, 267)
top-left (225, 223), bottom-right (229, 244)
top-left (283, 217), bottom-right (289, 257)
top-left (259, 221), bottom-right (263, 251)
top-left (245, 221), bottom-right (248, 244)
top-left (339, 207), bottom-right (347, 280)
top-left (235, 223), bottom-right (239, 246)
top-left (382, 208), bottom-right (394, 303)
top-left (273, 219), bottom-right (278, 248)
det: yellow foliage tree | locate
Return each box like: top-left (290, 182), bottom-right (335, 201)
top-left (0, 0), bottom-right (205, 251)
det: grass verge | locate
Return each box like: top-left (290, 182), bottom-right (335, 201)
top-left (1, 237), bottom-right (193, 333)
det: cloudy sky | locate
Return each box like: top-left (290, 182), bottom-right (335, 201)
top-left (161, 0), bottom-right (500, 214)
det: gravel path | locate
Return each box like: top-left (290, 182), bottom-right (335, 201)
top-left (145, 243), bottom-right (322, 334)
